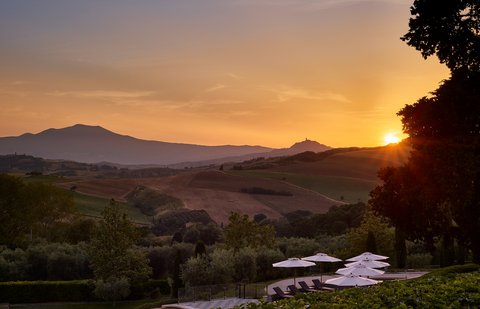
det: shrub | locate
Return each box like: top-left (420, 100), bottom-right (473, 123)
top-left (240, 270), bottom-right (480, 308)
top-left (255, 248), bottom-right (285, 282)
top-left (406, 253), bottom-right (433, 268)
top-left (94, 277), bottom-right (130, 303)
top-left (233, 248), bottom-right (257, 283)
top-left (130, 279), bottom-right (171, 299)
top-left (277, 238), bottom-right (320, 258)
top-left (423, 263), bottom-right (480, 277)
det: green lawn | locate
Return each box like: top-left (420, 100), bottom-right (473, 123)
top-left (20, 174), bottom-right (150, 225)
top-left (72, 191), bottom-right (150, 225)
top-left (22, 174), bottom-right (67, 184)
top-left (228, 170), bottom-right (377, 203)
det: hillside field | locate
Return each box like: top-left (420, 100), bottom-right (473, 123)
top-left (14, 144), bottom-right (410, 225)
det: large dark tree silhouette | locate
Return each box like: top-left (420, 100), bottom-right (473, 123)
top-left (371, 1), bottom-right (480, 265)
top-left (402, 0), bottom-right (480, 73)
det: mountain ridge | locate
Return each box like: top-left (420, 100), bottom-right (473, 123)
top-left (0, 124), bottom-right (331, 166)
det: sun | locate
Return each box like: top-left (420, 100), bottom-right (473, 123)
top-left (384, 133), bottom-right (400, 145)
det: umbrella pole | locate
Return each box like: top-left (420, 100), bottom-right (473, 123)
top-left (320, 263), bottom-right (323, 283)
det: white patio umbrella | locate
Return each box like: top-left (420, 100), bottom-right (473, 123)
top-left (302, 253), bottom-right (342, 282)
top-left (273, 258), bottom-right (315, 286)
top-left (345, 258), bottom-right (391, 269)
top-left (336, 263), bottom-right (385, 277)
top-left (325, 274), bottom-right (380, 287)
top-left (346, 252), bottom-right (389, 262)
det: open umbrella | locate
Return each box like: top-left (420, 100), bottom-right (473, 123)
top-left (345, 258), bottom-right (390, 269)
top-left (325, 274), bottom-right (380, 287)
top-left (273, 258), bottom-right (315, 286)
top-left (346, 252), bottom-right (389, 262)
top-left (302, 253), bottom-right (342, 282)
top-left (336, 263), bottom-right (385, 277)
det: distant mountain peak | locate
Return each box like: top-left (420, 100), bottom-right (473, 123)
top-left (0, 124), bottom-right (272, 165)
top-left (37, 124), bottom-right (117, 137)
top-left (289, 139), bottom-right (331, 152)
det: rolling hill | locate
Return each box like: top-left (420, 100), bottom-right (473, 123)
top-left (51, 143), bottom-right (410, 224)
top-left (1, 128), bottom-right (410, 225)
top-left (227, 143), bottom-right (411, 203)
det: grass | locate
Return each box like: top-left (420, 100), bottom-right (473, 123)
top-left (19, 174), bottom-right (150, 225)
top-left (21, 174), bottom-right (67, 184)
top-left (228, 170), bottom-right (377, 203)
top-left (71, 191), bottom-right (150, 225)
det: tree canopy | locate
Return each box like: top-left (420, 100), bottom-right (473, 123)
top-left (0, 174), bottom-right (74, 246)
top-left (372, 1), bottom-right (480, 265)
top-left (89, 201), bottom-right (151, 283)
top-left (223, 212), bottom-right (276, 252)
top-left (402, 0), bottom-right (480, 73)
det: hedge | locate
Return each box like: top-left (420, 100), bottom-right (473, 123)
top-left (0, 280), bottom-right (96, 303)
top-left (0, 279), bottom-right (170, 304)
top-left (422, 263), bottom-right (480, 278)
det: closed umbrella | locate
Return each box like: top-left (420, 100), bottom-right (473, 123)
top-left (345, 258), bottom-right (390, 269)
top-left (325, 274), bottom-right (380, 287)
top-left (273, 258), bottom-right (315, 286)
top-left (302, 253), bottom-right (342, 282)
top-left (346, 252), bottom-right (389, 262)
top-left (336, 263), bottom-right (385, 277)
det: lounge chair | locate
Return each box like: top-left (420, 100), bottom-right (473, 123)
top-left (312, 279), bottom-right (336, 292)
top-left (298, 281), bottom-right (315, 292)
top-left (311, 279), bottom-right (322, 290)
top-left (287, 284), bottom-right (304, 295)
top-left (273, 286), bottom-right (293, 299)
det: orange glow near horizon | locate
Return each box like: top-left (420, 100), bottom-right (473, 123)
top-left (384, 133), bottom-right (401, 145)
top-left (0, 1), bottom-right (449, 148)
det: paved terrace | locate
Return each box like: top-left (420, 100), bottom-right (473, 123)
top-left (160, 271), bottom-right (427, 309)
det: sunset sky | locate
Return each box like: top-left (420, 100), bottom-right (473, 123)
top-left (0, 0), bottom-right (448, 148)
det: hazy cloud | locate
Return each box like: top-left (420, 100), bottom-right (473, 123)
top-left (205, 84), bottom-right (227, 92)
top-left (268, 86), bottom-right (351, 104)
top-left (46, 90), bottom-right (156, 99)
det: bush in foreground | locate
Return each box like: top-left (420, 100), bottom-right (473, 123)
top-left (241, 264), bottom-right (480, 308)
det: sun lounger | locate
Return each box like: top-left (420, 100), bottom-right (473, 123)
top-left (287, 284), bottom-right (304, 295)
top-left (298, 281), bottom-right (315, 292)
top-left (312, 279), bottom-right (336, 292)
top-left (273, 286), bottom-right (293, 299)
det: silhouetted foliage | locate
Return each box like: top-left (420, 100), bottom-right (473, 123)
top-left (224, 213), bottom-right (276, 251)
top-left (152, 210), bottom-right (214, 236)
top-left (182, 222), bottom-right (222, 245)
top-left (402, 0), bottom-right (480, 73)
top-left (126, 186), bottom-right (183, 216)
top-left (89, 201), bottom-right (151, 284)
top-left (274, 203), bottom-right (367, 238)
top-left (371, 71), bottom-right (480, 263)
top-left (0, 174), bottom-right (74, 246)
top-left (194, 240), bottom-right (206, 257)
top-left (366, 230), bottom-right (377, 253)
top-left (253, 213), bottom-right (267, 223)
top-left (240, 187), bottom-right (293, 196)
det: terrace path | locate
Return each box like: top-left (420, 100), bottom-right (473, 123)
top-left (160, 271), bottom-right (427, 309)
